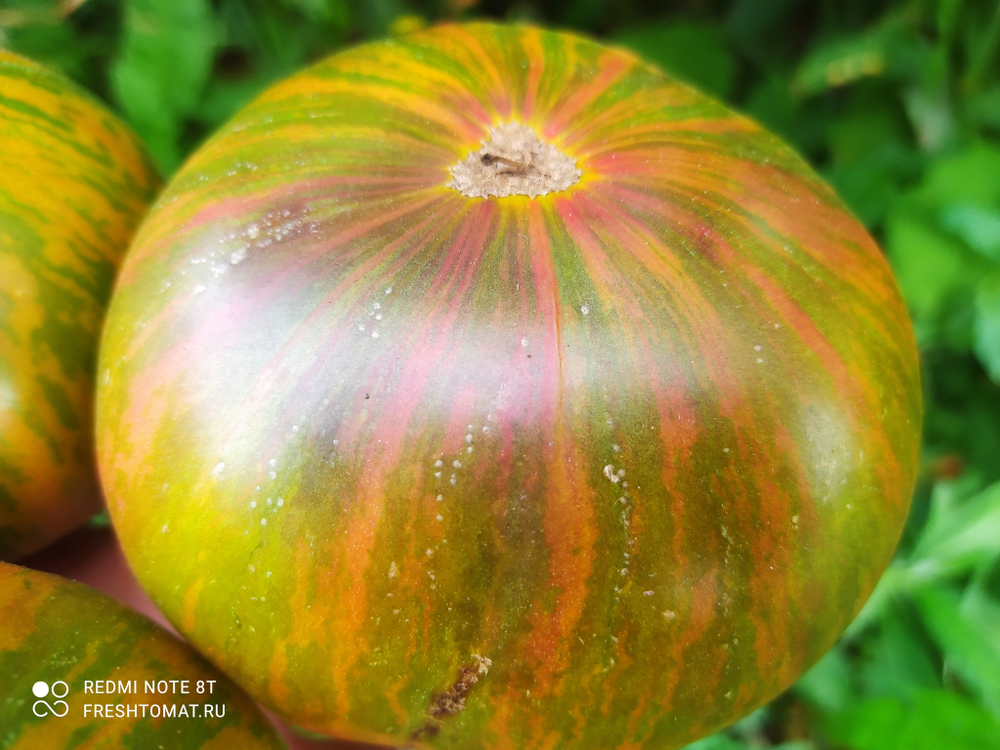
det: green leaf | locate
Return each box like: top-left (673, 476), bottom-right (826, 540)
top-left (823, 99), bottom-right (919, 227)
top-left (794, 36), bottom-right (886, 94)
top-left (824, 691), bottom-right (1000, 750)
top-left (795, 646), bottom-right (855, 714)
top-left (792, 14), bottom-right (920, 95)
top-left (940, 204), bottom-right (1000, 261)
top-left (681, 735), bottom-right (748, 750)
top-left (902, 84), bottom-right (956, 153)
top-left (921, 354), bottom-right (1000, 486)
top-left (742, 76), bottom-right (831, 157)
top-left (858, 604), bottom-right (941, 701)
top-left (963, 0), bottom-right (1000, 93)
top-left (888, 144), bottom-right (1000, 346)
top-left (110, 0), bottom-right (216, 174)
top-left (351, 0), bottom-right (403, 37)
top-left (279, 0), bottom-right (350, 25)
top-left (0, 0), bottom-right (65, 26)
top-left (936, 0), bottom-right (964, 39)
top-left (3, 21), bottom-right (87, 84)
top-left (910, 479), bottom-right (1000, 582)
top-left (914, 143), bottom-right (1000, 207)
top-left (966, 86), bottom-right (1000, 131)
top-left (884, 207), bottom-right (991, 323)
top-left (682, 733), bottom-right (813, 750)
top-left (913, 583), bottom-right (1000, 718)
top-left (974, 274), bottom-right (1000, 382)
top-left (724, 0), bottom-right (802, 52)
top-left (614, 22), bottom-right (736, 99)
top-left (961, 583), bottom-right (1000, 665)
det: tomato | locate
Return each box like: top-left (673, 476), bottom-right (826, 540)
top-left (0, 50), bottom-right (158, 559)
top-left (97, 23), bottom-right (921, 748)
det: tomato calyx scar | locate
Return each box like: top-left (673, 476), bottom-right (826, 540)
top-left (448, 122), bottom-right (581, 199)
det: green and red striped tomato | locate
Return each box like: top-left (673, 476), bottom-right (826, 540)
top-left (96, 22), bottom-right (922, 749)
top-left (0, 562), bottom-right (286, 749)
top-left (0, 50), bottom-right (159, 560)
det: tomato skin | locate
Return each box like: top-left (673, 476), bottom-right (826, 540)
top-left (0, 561), bottom-right (287, 749)
top-left (0, 50), bottom-right (159, 560)
top-left (97, 23), bottom-right (921, 749)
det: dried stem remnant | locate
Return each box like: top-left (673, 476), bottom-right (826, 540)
top-left (448, 123), bottom-right (581, 198)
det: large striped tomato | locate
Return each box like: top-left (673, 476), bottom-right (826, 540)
top-left (0, 562), bottom-right (285, 749)
top-left (0, 50), bottom-right (159, 559)
top-left (96, 22), bottom-right (922, 749)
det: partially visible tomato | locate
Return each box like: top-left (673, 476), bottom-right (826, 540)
top-left (0, 561), bottom-right (287, 749)
top-left (0, 50), bottom-right (159, 559)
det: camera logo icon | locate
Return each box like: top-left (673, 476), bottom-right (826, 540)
top-left (32, 680), bottom-right (69, 717)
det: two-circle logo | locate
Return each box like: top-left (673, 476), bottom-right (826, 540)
top-left (32, 680), bottom-right (69, 717)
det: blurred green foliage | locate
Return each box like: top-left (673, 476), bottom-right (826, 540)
top-left (3, 0), bottom-right (1000, 748)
